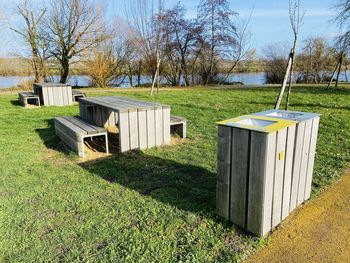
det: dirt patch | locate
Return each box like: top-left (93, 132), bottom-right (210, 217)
top-left (245, 172), bottom-right (350, 263)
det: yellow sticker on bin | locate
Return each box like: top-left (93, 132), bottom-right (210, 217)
top-left (279, 151), bottom-right (285, 160)
top-left (216, 115), bottom-right (297, 134)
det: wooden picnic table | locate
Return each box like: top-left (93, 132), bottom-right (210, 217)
top-left (78, 96), bottom-right (171, 152)
top-left (33, 83), bottom-right (73, 106)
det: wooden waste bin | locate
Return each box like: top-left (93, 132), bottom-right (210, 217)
top-left (216, 115), bottom-right (297, 236)
top-left (33, 83), bottom-right (73, 106)
top-left (252, 110), bottom-right (320, 214)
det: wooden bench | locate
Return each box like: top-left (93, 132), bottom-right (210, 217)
top-left (72, 90), bottom-right (86, 102)
top-left (54, 116), bottom-right (109, 158)
top-left (170, 115), bottom-right (187, 138)
top-left (18, 92), bottom-right (40, 107)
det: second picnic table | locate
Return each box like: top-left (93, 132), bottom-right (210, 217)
top-left (78, 96), bottom-right (171, 152)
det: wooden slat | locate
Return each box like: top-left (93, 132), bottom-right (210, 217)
top-left (47, 87), bottom-right (54, 106)
top-left (247, 132), bottom-right (275, 236)
top-left (170, 115), bottom-right (186, 124)
top-left (281, 125), bottom-right (296, 220)
top-left (304, 117), bottom-right (320, 201)
top-left (79, 103), bottom-right (87, 121)
top-left (297, 119), bottom-right (313, 206)
top-left (79, 96), bottom-right (167, 112)
top-left (119, 111), bottom-right (130, 152)
top-left (63, 116), bottom-right (105, 134)
top-left (138, 109), bottom-right (147, 150)
top-left (95, 107), bottom-right (103, 127)
top-left (155, 107), bottom-right (163, 146)
top-left (146, 109), bottom-right (156, 148)
top-left (42, 87), bottom-right (49, 105)
top-left (216, 125), bottom-right (232, 220)
top-left (58, 87), bottom-right (64, 106)
top-left (55, 126), bottom-right (83, 157)
top-left (272, 128), bottom-right (287, 228)
top-left (62, 86), bottom-right (68, 105)
top-left (101, 108), bottom-right (110, 128)
top-left (55, 117), bottom-right (86, 135)
top-left (54, 119), bottom-right (86, 140)
top-left (163, 107), bottom-right (171, 145)
top-left (289, 121), bottom-right (306, 212)
top-left (230, 127), bottom-right (249, 228)
top-left (129, 110), bottom-right (139, 150)
top-left (52, 87), bottom-right (59, 106)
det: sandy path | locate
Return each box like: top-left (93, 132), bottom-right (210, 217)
top-left (246, 172), bottom-right (350, 263)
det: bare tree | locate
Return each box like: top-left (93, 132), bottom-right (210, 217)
top-left (197, 0), bottom-right (237, 85)
top-left (126, 0), bottom-right (163, 95)
top-left (263, 42), bottom-right (290, 84)
top-left (159, 3), bottom-right (201, 86)
top-left (334, 0), bottom-right (350, 50)
top-left (275, 0), bottom-right (304, 110)
top-left (219, 17), bottom-right (253, 85)
top-left (11, 0), bottom-right (48, 82)
top-left (328, 0), bottom-right (350, 88)
top-left (297, 37), bottom-right (337, 83)
top-left (43, 0), bottom-right (103, 83)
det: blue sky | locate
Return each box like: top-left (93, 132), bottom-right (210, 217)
top-left (0, 0), bottom-right (339, 57)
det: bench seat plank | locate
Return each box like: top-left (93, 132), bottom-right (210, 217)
top-left (63, 116), bottom-right (105, 134)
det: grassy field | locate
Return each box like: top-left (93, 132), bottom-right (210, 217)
top-left (0, 86), bottom-right (349, 262)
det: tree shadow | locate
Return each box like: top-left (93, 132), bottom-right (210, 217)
top-left (80, 151), bottom-right (218, 217)
top-left (35, 119), bottom-right (72, 155)
top-left (35, 119), bottom-right (221, 220)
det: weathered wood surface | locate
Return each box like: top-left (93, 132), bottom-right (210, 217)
top-left (271, 128), bottom-right (287, 228)
top-left (170, 115), bottom-right (187, 138)
top-left (138, 109), bottom-right (148, 150)
top-left (79, 96), bottom-right (171, 152)
top-left (118, 111), bottom-right (130, 152)
top-left (230, 127), bottom-right (249, 229)
top-left (247, 132), bottom-right (276, 236)
top-left (33, 83), bottom-right (73, 106)
top-left (297, 119), bottom-right (313, 206)
top-left (18, 92), bottom-right (40, 107)
top-left (146, 109), bottom-right (156, 148)
top-left (54, 116), bottom-right (108, 158)
top-left (289, 121), bottom-right (306, 212)
top-left (72, 90), bottom-right (86, 102)
top-left (304, 117), bottom-right (320, 201)
top-left (216, 125), bottom-right (232, 220)
top-left (281, 125), bottom-right (296, 220)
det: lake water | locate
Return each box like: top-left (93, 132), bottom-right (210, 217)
top-left (0, 72), bottom-right (349, 89)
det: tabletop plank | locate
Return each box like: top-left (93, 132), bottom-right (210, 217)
top-left (79, 96), bottom-right (169, 112)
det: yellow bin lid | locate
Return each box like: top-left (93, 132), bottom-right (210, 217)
top-left (216, 115), bottom-right (297, 134)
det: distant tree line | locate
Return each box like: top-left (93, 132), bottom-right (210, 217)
top-left (264, 37), bottom-right (341, 84)
top-left (11, 0), bottom-right (350, 88)
top-left (12, 0), bottom-right (252, 88)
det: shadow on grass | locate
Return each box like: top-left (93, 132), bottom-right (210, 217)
top-left (35, 120), bottom-right (222, 221)
top-left (36, 119), bottom-right (74, 156)
top-left (80, 151), bottom-right (218, 217)
top-left (10, 100), bottom-right (21, 106)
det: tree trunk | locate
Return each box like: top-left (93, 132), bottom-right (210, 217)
top-left (327, 60), bottom-right (340, 89)
top-left (275, 53), bottom-right (293, 110)
top-left (285, 53), bottom-right (295, 110)
top-left (59, 57), bottom-right (70, 84)
top-left (285, 36), bottom-right (298, 110)
top-left (335, 53), bottom-right (343, 88)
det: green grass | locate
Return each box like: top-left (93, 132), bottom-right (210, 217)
top-left (0, 86), bottom-right (350, 262)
